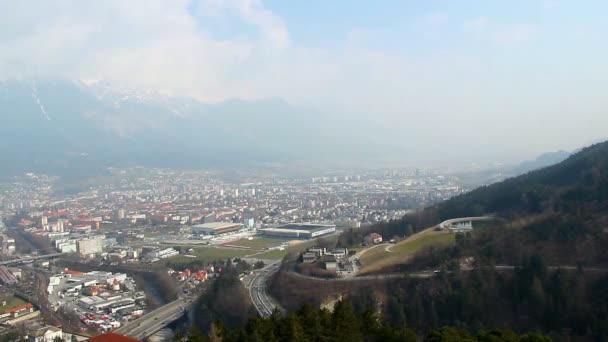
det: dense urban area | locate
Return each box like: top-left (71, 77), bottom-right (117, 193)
top-left (0, 167), bottom-right (467, 341)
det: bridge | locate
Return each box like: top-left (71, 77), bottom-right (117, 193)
top-left (0, 253), bottom-right (65, 266)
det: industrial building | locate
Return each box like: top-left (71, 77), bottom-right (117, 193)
top-left (0, 266), bottom-right (17, 285)
top-left (258, 223), bottom-right (336, 239)
top-left (142, 247), bottom-right (178, 261)
top-left (77, 238), bottom-right (103, 257)
top-left (28, 326), bottom-right (63, 342)
top-left (192, 222), bottom-right (243, 236)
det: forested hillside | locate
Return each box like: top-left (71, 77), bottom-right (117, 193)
top-left (191, 142), bottom-right (608, 340)
top-left (181, 300), bottom-right (551, 342)
top-left (439, 141), bottom-right (608, 219)
top-left (341, 141), bottom-right (608, 266)
top-left (332, 141), bottom-right (608, 339)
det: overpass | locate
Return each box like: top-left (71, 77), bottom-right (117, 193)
top-left (0, 253), bottom-right (65, 266)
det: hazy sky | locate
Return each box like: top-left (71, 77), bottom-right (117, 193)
top-left (1, 0), bottom-right (607, 165)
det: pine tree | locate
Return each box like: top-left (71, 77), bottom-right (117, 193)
top-left (332, 300), bottom-right (363, 342)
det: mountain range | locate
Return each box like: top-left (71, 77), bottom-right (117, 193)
top-left (0, 79), bottom-right (584, 180)
top-left (0, 79), bottom-right (346, 178)
top-left (511, 150), bottom-right (571, 175)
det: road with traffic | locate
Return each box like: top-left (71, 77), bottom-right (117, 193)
top-left (247, 261), bottom-right (283, 318)
top-left (114, 297), bottom-right (193, 339)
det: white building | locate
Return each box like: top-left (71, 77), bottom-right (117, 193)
top-left (28, 326), bottom-right (62, 342)
top-left (144, 247), bottom-right (178, 260)
top-left (77, 238), bottom-right (103, 257)
top-left (56, 241), bottom-right (77, 253)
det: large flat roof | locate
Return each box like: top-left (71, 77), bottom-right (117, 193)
top-left (259, 228), bottom-right (312, 234)
top-left (279, 223), bottom-right (336, 231)
top-left (192, 222), bottom-right (242, 230)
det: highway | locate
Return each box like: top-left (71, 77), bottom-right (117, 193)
top-left (120, 261), bottom-right (291, 339)
top-left (114, 272), bottom-right (201, 339)
top-left (114, 297), bottom-right (193, 340)
top-left (247, 261), bottom-right (283, 318)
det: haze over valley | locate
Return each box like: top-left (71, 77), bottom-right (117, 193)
top-left (1, 1), bottom-right (608, 341)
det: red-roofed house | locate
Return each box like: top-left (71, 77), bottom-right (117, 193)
top-left (63, 269), bottom-right (84, 276)
top-left (89, 332), bottom-right (140, 342)
top-left (2, 303), bottom-right (34, 317)
top-left (364, 233), bottom-right (383, 245)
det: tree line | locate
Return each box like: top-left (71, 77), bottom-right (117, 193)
top-left (179, 299), bottom-right (551, 342)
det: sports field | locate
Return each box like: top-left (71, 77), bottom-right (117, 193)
top-left (167, 246), bottom-right (252, 264)
top-left (227, 237), bottom-right (291, 249)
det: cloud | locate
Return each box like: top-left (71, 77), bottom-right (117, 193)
top-left (0, 0), bottom-right (292, 101)
top-left (194, 0), bottom-right (289, 49)
top-left (0, 1), bottom-right (604, 165)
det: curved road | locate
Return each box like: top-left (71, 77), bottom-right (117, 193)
top-left (114, 297), bottom-right (193, 339)
top-left (438, 216), bottom-right (495, 230)
top-left (247, 261), bottom-right (283, 318)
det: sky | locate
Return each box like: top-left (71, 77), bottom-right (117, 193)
top-left (1, 0), bottom-right (607, 165)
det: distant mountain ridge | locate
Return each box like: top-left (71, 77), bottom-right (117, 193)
top-left (439, 141), bottom-right (608, 220)
top-left (511, 150), bottom-right (571, 175)
top-left (0, 79), bottom-right (341, 178)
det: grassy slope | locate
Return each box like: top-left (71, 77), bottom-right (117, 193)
top-left (359, 228), bottom-right (455, 274)
top-left (390, 230), bottom-right (455, 253)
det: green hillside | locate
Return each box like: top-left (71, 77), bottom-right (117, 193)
top-left (330, 141), bottom-right (608, 339)
top-left (439, 140), bottom-right (608, 219)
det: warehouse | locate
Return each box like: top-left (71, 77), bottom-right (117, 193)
top-left (192, 222), bottom-right (243, 236)
top-left (258, 223), bottom-right (336, 239)
top-left (0, 266), bottom-right (17, 285)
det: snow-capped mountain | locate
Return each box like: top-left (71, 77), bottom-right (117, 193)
top-left (0, 79), bottom-right (333, 178)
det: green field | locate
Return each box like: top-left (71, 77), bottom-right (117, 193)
top-left (248, 236), bottom-right (336, 260)
top-left (252, 249), bottom-right (289, 260)
top-left (359, 229), bottom-right (456, 274)
top-left (167, 246), bottom-right (252, 263)
top-left (358, 244), bottom-right (392, 268)
top-left (389, 232), bottom-right (455, 253)
top-left (228, 237), bottom-right (292, 249)
top-left (0, 296), bottom-right (27, 312)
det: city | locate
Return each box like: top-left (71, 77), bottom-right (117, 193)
top-left (0, 166), bottom-right (466, 340)
top-left (2, 1), bottom-right (606, 340)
